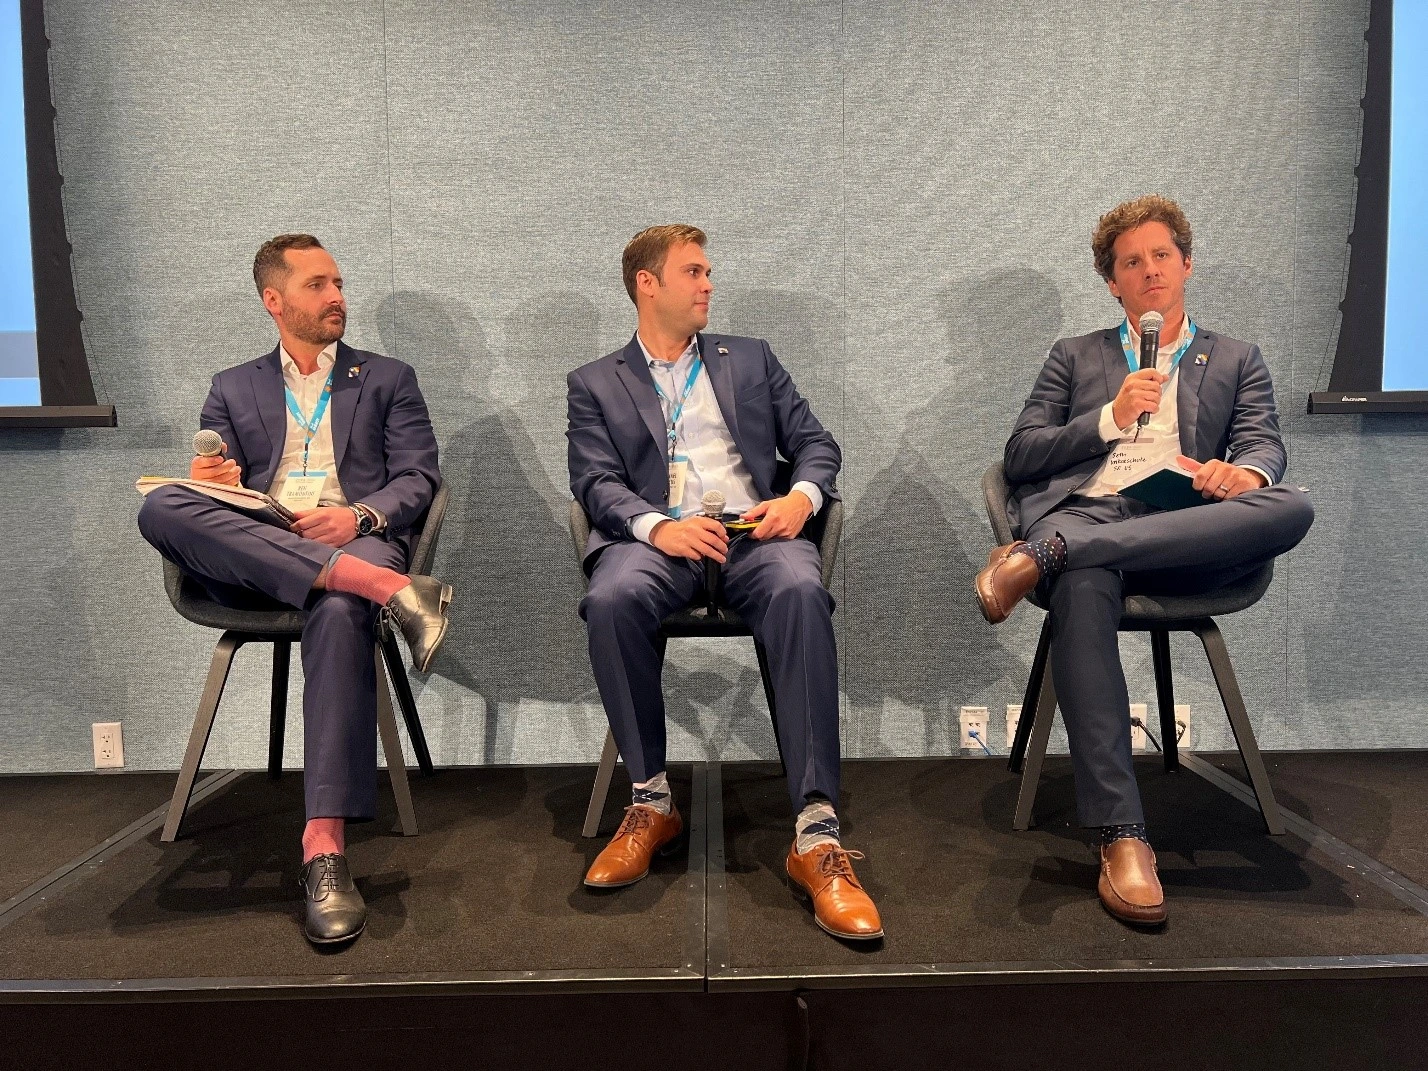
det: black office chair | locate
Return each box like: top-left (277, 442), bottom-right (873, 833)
top-left (982, 462), bottom-right (1284, 834)
top-left (157, 481), bottom-right (448, 842)
top-left (569, 482), bottom-right (843, 837)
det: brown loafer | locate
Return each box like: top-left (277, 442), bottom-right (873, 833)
top-left (584, 804), bottom-right (684, 888)
top-left (974, 542), bottom-right (1039, 624)
top-left (1097, 837), bottom-right (1167, 926)
top-left (786, 842), bottom-right (884, 941)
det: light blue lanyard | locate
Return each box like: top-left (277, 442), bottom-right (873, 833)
top-left (283, 369), bottom-right (334, 475)
top-left (1119, 318), bottom-right (1196, 375)
top-left (649, 352), bottom-right (703, 458)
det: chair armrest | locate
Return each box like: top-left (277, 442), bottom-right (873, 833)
top-left (568, 499), bottom-right (592, 588)
top-left (982, 462), bottom-right (1016, 546)
top-left (407, 479), bottom-right (449, 577)
top-left (815, 499), bottom-right (843, 591)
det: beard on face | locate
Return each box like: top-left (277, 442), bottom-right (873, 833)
top-left (286, 302), bottom-right (347, 345)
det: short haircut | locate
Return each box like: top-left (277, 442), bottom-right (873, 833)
top-left (1091, 195), bottom-right (1192, 281)
top-left (621, 224), bottom-right (708, 304)
top-left (253, 233), bottom-right (325, 296)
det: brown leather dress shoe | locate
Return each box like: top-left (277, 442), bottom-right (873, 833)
top-left (975, 542), bottom-right (1039, 624)
top-left (584, 804), bottom-right (684, 888)
top-left (785, 842), bottom-right (884, 941)
top-left (1097, 837), bottom-right (1167, 925)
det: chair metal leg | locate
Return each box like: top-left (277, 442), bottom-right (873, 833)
top-left (1012, 661), bottom-right (1059, 831)
top-left (582, 728), bottom-right (621, 838)
top-left (380, 629), bottom-right (435, 776)
top-left (268, 640), bottom-right (290, 780)
top-left (1150, 629), bottom-right (1178, 772)
top-left (162, 632), bottom-right (245, 843)
top-left (374, 647), bottom-right (418, 837)
top-left (1196, 620), bottom-right (1286, 836)
top-left (752, 639), bottom-right (788, 777)
top-left (1009, 617), bottom-right (1052, 773)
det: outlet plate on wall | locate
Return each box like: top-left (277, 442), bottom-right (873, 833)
top-left (92, 722), bottom-right (123, 769)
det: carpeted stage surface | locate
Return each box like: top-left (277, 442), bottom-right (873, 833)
top-left (716, 756), bottom-right (1428, 972)
top-left (0, 773), bottom-right (176, 904)
top-left (1212, 749), bottom-right (1428, 888)
top-left (0, 765), bottom-right (696, 980)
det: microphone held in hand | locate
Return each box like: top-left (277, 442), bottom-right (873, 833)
top-left (701, 490), bottom-right (726, 613)
top-left (192, 429), bottom-right (224, 457)
top-left (1136, 310), bottom-right (1164, 427)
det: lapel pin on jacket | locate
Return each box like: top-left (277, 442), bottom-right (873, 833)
top-left (1194, 353), bottom-right (1208, 365)
top-left (348, 365), bottom-right (360, 377)
top-left (717, 345), bottom-right (729, 355)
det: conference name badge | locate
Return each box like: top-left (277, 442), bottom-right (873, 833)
top-left (667, 456), bottom-right (689, 518)
top-left (277, 472), bottom-right (327, 511)
top-left (1106, 439), bottom-right (1160, 486)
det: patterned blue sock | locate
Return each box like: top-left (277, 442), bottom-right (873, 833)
top-left (1011, 534), bottom-right (1067, 579)
top-left (796, 799), bottom-right (841, 854)
top-left (1101, 822), bottom-right (1148, 846)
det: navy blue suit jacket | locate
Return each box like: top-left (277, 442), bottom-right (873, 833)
top-left (1004, 325), bottom-right (1287, 538)
top-left (199, 339), bottom-right (440, 562)
top-left (566, 332), bottom-right (840, 569)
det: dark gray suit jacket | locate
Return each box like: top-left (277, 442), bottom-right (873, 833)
top-left (1004, 325), bottom-right (1287, 538)
top-left (199, 339), bottom-right (440, 560)
top-left (567, 332), bottom-right (840, 569)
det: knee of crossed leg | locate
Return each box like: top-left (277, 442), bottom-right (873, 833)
top-left (137, 486), bottom-right (196, 546)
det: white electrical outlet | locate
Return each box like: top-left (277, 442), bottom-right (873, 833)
top-left (92, 722), bottom-right (124, 769)
top-left (1175, 704), bottom-right (1192, 749)
top-left (959, 706), bottom-right (990, 754)
top-left (1129, 703), bottom-right (1147, 752)
top-left (1005, 703), bottom-right (1022, 749)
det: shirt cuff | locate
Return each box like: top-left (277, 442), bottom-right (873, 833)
top-left (1098, 402), bottom-right (1128, 442)
top-left (631, 512), bottom-right (669, 545)
top-left (1240, 465), bottom-right (1273, 488)
top-left (790, 481), bottom-right (824, 514)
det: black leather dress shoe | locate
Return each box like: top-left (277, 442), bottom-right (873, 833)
top-left (384, 575), bottom-right (454, 673)
top-left (301, 853), bottom-right (366, 945)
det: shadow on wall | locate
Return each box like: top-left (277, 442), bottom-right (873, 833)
top-left (841, 269), bottom-right (1066, 755)
top-left (374, 290), bottom-right (593, 762)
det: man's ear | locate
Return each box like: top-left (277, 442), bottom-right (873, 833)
top-left (1106, 277), bottom-right (1123, 305)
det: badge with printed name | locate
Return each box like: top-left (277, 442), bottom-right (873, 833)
top-left (667, 457), bottom-right (689, 518)
top-left (277, 471), bottom-right (327, 512)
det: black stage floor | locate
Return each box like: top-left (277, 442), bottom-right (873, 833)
top-left (2, 752), bottom-right (1428, 1070)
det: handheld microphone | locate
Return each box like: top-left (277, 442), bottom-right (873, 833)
top-left (192, 429), bottom-right (224, 457)
top-left (1136, 310), bottom-right (1164, 428)
top-left (701, 490), bottom-right (726, 613)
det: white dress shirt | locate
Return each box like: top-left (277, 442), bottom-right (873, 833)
top-left (1080, 316), bottom-right (1271, 497)
top-left (629, 334), bottom-right (823, 544)
top-left (267, 342), bottom-right (349, 507)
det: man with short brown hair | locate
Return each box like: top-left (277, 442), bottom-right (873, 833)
top-left (139, 235), bottom-right (450, 946)
top-left (976, 195), bottom-right (1313, 926)
top-left (567, 225), bottom-right (882, 942)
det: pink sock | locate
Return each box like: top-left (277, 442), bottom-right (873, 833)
top-left (302, 817), bottom-right (346, 863)
top-left (325, 552), bottom-right (410, 605)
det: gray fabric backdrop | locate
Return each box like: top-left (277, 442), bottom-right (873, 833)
top-left (2, 0), bottom-right (1418, 775)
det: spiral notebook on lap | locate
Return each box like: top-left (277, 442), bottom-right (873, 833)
top-left (1117, 463), bottom-right (1206, 511)
top-left (135, 477), bottom-right (297, 527)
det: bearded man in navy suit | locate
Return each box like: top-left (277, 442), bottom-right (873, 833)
top-left (567, 225), bottom-right (881, 942)
top-left (138, 234), bottom-right (451, 946)
top-left (976, 196), bottom-right (1314, 926)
